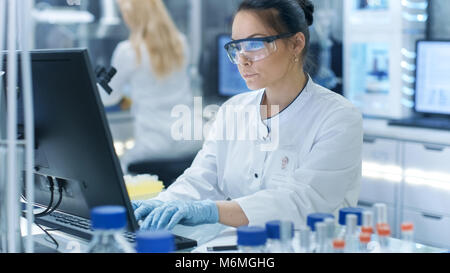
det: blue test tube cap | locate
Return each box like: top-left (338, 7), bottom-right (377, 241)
top-left (338, 207), bottom-right (364, 226)
top-left (307, 213), bottom-right (334, 232)
top-left (265, 220), bottom-right (294, 239)
top-left (237, 226), bottom-right (267, 247)
top-left (90, 206), bottom-right (127, 230)
top-left (136, 230), bottom-right (175, 253)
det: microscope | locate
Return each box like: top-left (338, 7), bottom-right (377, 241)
top-left (95, 66), bottom-right (117, 95)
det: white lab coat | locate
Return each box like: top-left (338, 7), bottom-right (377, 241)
top-left (100, 35), bottom-right (202, 167)
top-left (154, 76), bottom-right (363, 228)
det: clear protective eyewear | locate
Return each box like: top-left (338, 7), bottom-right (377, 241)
top-left (224, 33), bottom-right (294, 65)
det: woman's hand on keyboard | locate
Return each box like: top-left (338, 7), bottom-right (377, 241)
top-left (139, 200), bottom-right (219, 231)
top-left (132, 199), bottom-right (164, 222)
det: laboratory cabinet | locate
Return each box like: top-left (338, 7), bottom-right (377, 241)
top-left (359, 137), bottom-right (400, 206)
top-left (402, 209), bottom-right (450, 249)
top-left (359, 123), bottom-right (450, 249)
top-left (403, 142), bottom-right (450, 216)
top-left (404, 142), bottom-right (450, 174)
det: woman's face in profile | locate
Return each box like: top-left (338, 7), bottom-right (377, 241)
top-left (231, 11), bottom-right (296, 91)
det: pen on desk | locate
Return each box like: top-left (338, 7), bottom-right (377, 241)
top-left (207, 245), bottom-right (238, 252)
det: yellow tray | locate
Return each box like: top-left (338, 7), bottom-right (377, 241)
top-left (126, 180), bottom-right (164, 201)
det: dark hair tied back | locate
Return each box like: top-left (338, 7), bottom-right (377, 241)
top-left (297, 0), bottom-right (314, 26)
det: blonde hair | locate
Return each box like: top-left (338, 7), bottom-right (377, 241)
top-left (117, 0), bottom-right (185, 78)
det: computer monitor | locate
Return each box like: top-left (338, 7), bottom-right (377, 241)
top-left (1, 49), bottom-right (138, 231)
top-left (217, 34), bottom-right (252, 97)
top-left (415, 40), bottom-right (450, 116)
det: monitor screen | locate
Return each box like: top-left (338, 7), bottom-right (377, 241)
top-left (1, 49), bottom-right (138, 231)
top-left (415, 41), bottom-right (450, 116)
top-left (217, 34), bottom-right (252, 97)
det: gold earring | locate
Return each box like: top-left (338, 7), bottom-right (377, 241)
top-left (294, 56), bottom-right (299, 63)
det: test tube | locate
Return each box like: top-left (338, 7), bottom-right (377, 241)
top-left (345, 214), bottom-right (358, 253)
top-left (362, 210), bottom-right (374, 234)
top-left (362, 210), bottom-right (374, 227)
top-left (324, 218), bottom-right (335, 240)
top-left (315, 222), bottom-right (327, 253)
top-left (324, 218), bottom-right (335, 253)
top-left (373, 203), bottom-right (388, 228)
top-left (345, 214), bottom-right (358, 236)
top-left (279, 221), bottom-right (293, 242)
top-left (299, 226), bottom-right (310, 253)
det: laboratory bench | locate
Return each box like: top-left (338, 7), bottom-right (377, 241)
top-left (105, 111), bottom-right (450, 250)
top-left (21, 218), bottom-right (446, 254)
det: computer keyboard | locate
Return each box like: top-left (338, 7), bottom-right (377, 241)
top-left (33, 211), bottom-right (198, 251)
top-left (122, 230), bottom-right (197, 250)
top-left (388, 117), bottom-right (450, 131)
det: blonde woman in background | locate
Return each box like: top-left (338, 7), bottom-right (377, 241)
top-left (101, 0), bottom-right (201, 171)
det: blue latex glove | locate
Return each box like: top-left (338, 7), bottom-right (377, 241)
top-left (140, 200), bottom-right (219, 231)
top-left (132, 199), bottom-right (164, 222)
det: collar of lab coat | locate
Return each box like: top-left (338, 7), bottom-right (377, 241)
top-left (255, 74), bottom-right (314, 141)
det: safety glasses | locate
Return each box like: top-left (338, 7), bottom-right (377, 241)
top-left (224, 33), bottom-right (295, 65)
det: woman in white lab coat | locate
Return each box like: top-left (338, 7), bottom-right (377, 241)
top-left (101, 0), bottom-right (200, 169)
top-left (133, 0), bottom-right (363, 231)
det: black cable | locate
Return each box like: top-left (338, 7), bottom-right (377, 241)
top-left (21, 177), bottom-right (63, 251)
top-left (34, 176), bottom-right (55, 218)
top-left (46, 179), bottom-right (64, 215)
top-left (35, 222), bottom-right (59, 250)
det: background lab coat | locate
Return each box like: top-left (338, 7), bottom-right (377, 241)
top-left (154, 77), bottom-right (364, 228)
top-left (100, 35), bottom-right (201, 168)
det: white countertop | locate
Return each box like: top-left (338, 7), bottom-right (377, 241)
top-left (363, 118), bottom-right (450, 146)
